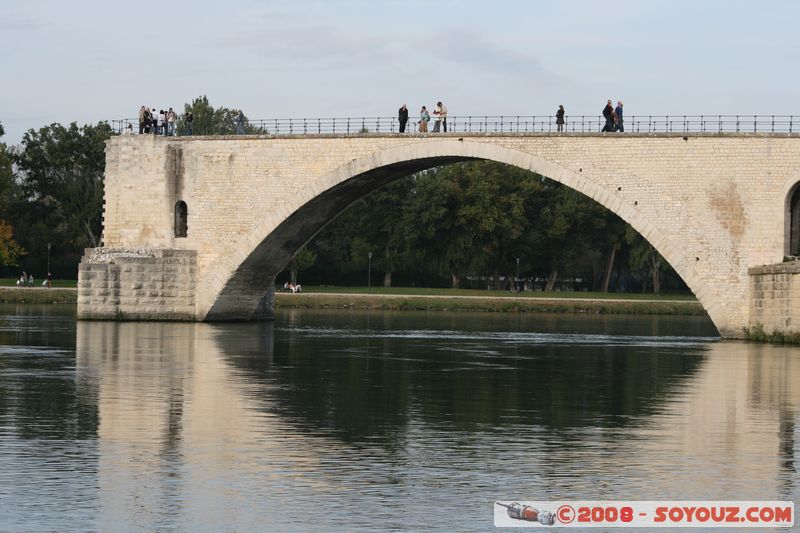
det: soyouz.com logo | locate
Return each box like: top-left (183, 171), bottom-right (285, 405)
top-left (494, 501), bottom-right (794, 528)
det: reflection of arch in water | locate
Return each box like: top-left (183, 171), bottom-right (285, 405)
top-left (214, 310), bottom-right (710, 443)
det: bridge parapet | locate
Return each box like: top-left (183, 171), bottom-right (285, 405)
top-left (111, 114), bottom-right (800, 136)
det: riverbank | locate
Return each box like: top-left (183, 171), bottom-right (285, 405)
top-left (0, 286), bottom-right (704, 315)
top-left (274, 291), bottom-right (705, 316)
top-left (0, 287), bottom-right (77, 304)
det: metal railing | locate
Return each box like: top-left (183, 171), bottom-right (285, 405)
top-left (111, 115), bottom-right (799, 136)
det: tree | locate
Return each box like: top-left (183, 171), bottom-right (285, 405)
top-left (0, 121), bottom-right (18, 219)
top-left (178, 95), bottom-right (261, 135)
top-left (286, 247), bottom-right (317, 284)
top-left (348, 177), bottom-right (417, 287)
top-left (0, 220), bottom-right (25, 267)
top-left (625, 226), bottom-right (667, 295)
top-left (305, 160), bottom-right (686, 294)
top-left (13, 121), bottom-right (112, 275)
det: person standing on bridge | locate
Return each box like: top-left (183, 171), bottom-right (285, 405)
top-left (151, 108), bottom-right (158, 135)
top-left (138, 106), bottom-right (148, 134)
top-left (167, 107), bottom-right (177, 136)
top-left (142, 107), bottom-right (152, 133)
top-left (438, 101), bottom-right (448, 132)
top-left (614, 101), bottom-right (624, 132)
top-left (556, 105), bottom-right (565, 132)
top-left (601, 100), bottom-right (614, 132)
top-left (236, 110), bottom-right (245, 134)
top-left (419, 106), bottom-right (430, 133)
top-left (398, 104), bottom-right (409, 133)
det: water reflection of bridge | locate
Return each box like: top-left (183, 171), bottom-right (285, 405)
top-left (75, 320), bottom-right (799, 529)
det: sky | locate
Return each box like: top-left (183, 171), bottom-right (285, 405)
top-left (1, 0), bottom-right (798, 144)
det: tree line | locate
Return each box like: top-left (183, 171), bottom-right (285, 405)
top-left (0, 96), bottom-right (685, 294)
top-left (297, 161), bottom-right (684, 294)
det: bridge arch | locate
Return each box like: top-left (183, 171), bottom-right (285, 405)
top-left (199, 139), bottom-right (715, 330)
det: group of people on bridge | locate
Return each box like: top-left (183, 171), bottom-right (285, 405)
top-left (601, 100), bottom-right (624, 132)
top-left (555, 100), bottom-right (624, 132)
top-left (398, 102), bottom-right (448, 133)
top-left (135, 106), bottom-right (185, 136)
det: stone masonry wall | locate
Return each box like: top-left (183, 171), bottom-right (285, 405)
top-left (84, 133), bottom-right (800, 336)
top-left (749, 262), bottom-right (800, 333)
top-left (78, 248), bottom-right (196, 320)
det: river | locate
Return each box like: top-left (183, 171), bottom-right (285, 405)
top-left (0, 305), bottom-right (796, 532)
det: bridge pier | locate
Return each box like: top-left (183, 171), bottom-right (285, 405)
top-left (749, 261), bottom-right (800, 334)
top-left (78, 248), bottom-right (198, 321)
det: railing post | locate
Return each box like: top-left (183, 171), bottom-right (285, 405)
top-left (718, 115), bottom-right (722, 134)
top-left (791, 116), bottom-right (794, 134)
top-left (516, 115), bottom-right (520, 133)
top-left (736, 115), bottom-right (740, 133)
top-left (303, 118), bottom-right (307, 134)
top-left (771, 115), bottom-right (775, 133)
top-left (754, 115), bottom-right (757, 133)
top-left (701, 115), bottom-right (705, 133)
top-left (581, 116), bottom-right (585, 133)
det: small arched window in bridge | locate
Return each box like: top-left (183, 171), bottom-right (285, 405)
top-left (174, 201), bottom-right (188, 238)
top-left (790, 186), bottom-right (800, 256)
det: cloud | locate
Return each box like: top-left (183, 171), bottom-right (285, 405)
top-left (414, 29), bottom-right (557, 81)
top-left (0, 13), bottom-right (46, 31)
top-left (217, 23), bottom-right (401, 69)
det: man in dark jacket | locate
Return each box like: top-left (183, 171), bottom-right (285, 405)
top-left (398, 104), bottom-right (409, 133)
top-left (601, 100), bottom-right (614, 132)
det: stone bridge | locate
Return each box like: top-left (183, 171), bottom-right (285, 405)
top-left (77, 133), bottom-right (800, 338)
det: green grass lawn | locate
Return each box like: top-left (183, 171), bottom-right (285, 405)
top-left (0, 278), bottom-right (697, 301)
top-left (0, 278), bottom-right (78, 288)
top-left (302, 285), bottom-right (697, 301)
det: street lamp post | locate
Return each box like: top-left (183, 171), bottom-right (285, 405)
top-left (515, 257), bottom-right (520, 292)
top-left (368, 252), bottom-right (373, 290)
top-left (46, 243), bottom-right (52, 289)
